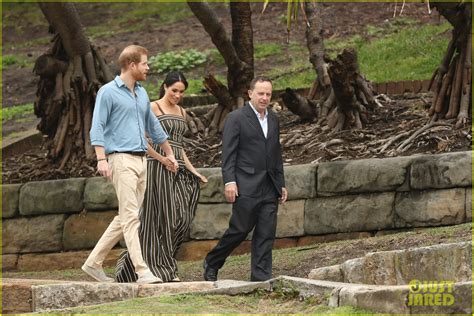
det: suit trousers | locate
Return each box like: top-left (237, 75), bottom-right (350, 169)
top-left (85, 153), bottom-right (149, 277)
top-left (205, 176), bottom-right (279, 281)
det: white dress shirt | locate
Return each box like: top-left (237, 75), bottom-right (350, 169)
top-left (249, 101), bottom-right (268, 138)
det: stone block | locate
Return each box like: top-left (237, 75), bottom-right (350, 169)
top-left (2, 184), bottom-right (22, 218)
top-left (341, 250), bottom-right (405, 285)
top-left (308, 264), bottom-right (343, 282)
top-left (19, 178), bottom-right (85, 215)
top-left (196, 167), bottom-right (225, 203)
top-left (317, 157), bottom-right (411, 195)
top-left (276, 200), bottom-right (305, 237)
top-left (284, 164), bottom-right (317, 199)
top-left (190, 203), bottom-right (232, 239)
top-left (83, 177), bottom-right (118, 211)
top-left (305, 192), bottom-right (395, 235)
top-left (2, 283), bottom-right (33, 313)
top-left (338, 285), bottom-right (410, 314)
top-left (395, 189), bottom-right (465, 227)
top-left (341, 258), bottom-right (365, 284)
top-left (32, 283), bottom-right (137, 311)
top-left (3, 215), bottom-right (65, 254)
top-left (2, 254), bottom-right (18, 271)
top-left (340, 241), bottom-right (471, 287)
top-left (196, 164), bottom-right (317, 202)
top-left (63, 210), bottom-right (117, 250)
top-left (410, 151), bottom-right (471, 190)
top-left (466, 188), bottom-right (472, 222)
top-left (17, 249), bottom-right (124, 271)
top-left (395, 242), bottom-right (472, 284)
top-left (360, 250), bottom-right (402, 285)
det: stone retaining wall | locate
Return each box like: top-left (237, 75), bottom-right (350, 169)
top-left (2, 151), bottom-right (472, 271)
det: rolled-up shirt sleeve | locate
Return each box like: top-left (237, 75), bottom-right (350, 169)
top-left (146, 107), bottom-right (168, 144)
top-left (90, 88), bottom-right (112, 147)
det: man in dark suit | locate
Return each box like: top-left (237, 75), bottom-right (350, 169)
top-left (203, 76), bottom-right (287, 282)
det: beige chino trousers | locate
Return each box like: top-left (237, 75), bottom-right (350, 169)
top-left (85, 153), bottom-right (148, 277)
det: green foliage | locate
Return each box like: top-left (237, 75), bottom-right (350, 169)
top-left (268, 21), bottom-right (451, 89)
top-left (149, 49), bottom-right (207, 74)
top-left (272, 68), bottom-right (314, 91)
top-left (2, 55), bottom-right (32, 70)
top-left (1, 103), bottom-right (34, 122)
top-left (254, 43), bottom-right (282, 59)
top-left (3, 55), bottom-right (18, 66)
top-left (278, 14), bottom-right (287, 25)
top-left (186, 78), bottom-right (206, 95)
top-left (357, 22), bottom-right (451, 82)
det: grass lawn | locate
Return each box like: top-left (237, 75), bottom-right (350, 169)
top-left (65, 292), bottom-right (374, 314)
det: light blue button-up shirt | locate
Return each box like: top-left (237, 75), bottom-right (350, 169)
top-left (249, 101), bottom-right (268, 138)
top-left (90, 76), bottom-right (168, 154)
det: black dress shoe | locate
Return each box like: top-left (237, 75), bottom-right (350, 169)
top-left (203, 260), bottom-right (218, 281)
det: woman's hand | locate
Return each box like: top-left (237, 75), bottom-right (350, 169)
top-left (194, 172), bottom-right (208, 183)
top-left (159, 156), bottom-right (177, 173)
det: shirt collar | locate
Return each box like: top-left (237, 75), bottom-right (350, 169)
top-left (249, 101), bottom-right (268, 119)
top-left (114, 75), bottom-right (142, 89)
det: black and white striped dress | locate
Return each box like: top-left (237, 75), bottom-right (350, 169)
top-left (115, 111), bottom-right (200, 282)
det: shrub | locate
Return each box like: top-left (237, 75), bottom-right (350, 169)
top-left (149, 49), bottom-right (207, 74)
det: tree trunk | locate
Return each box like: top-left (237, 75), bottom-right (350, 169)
top-left (328, 48), bottom-right (370, 131)
top-left (228, 2), bottom-right (254, 101)
top-left (187, 1), bottom-right (254, 135)
top-left (429, 2), bottom-right (472, 128)
top-left (281, 2), bottom-right (375, 131)
top-left (35, 3), bottom-right (112, 170)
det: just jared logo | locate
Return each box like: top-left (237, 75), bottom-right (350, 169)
top-left (408, 279), bottom-right (455, 307)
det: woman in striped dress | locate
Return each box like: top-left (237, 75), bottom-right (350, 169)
top-left (115, 71), bottom-right (207, 282)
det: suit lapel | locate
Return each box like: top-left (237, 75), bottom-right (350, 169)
top-left (266, 111), bottom-right (276, 141)
top-left (244, 103), bottom-right (266, 140)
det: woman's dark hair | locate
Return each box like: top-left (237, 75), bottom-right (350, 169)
top-left (159, 71), bottom-right (189, 98)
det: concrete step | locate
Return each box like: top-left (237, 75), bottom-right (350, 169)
top-left (2, 277), bottom-right (248, 313)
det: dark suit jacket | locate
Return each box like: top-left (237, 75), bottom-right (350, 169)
top-left (221, 102), bottom-right (285, 197)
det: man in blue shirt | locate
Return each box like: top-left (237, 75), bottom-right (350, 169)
top-left (82, 45), bottom-right (177, 284)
